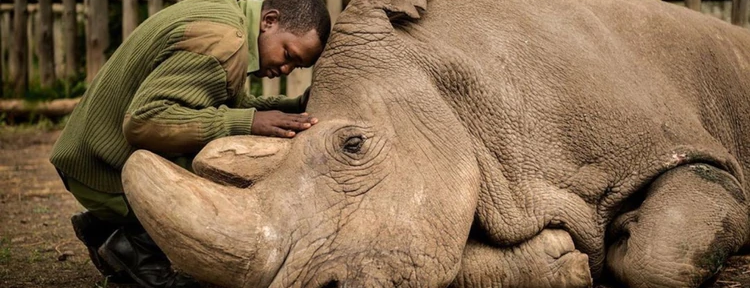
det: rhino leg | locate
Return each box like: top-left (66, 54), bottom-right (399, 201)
top-left (451, 229), bottom-right (592, 288)
top-left (606, 164), bottom-right (749, 288)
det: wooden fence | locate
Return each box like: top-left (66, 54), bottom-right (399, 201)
top-left (0, 0), bottom-right (747, 104)
top-left (0, 0), bottom-right (346, 102)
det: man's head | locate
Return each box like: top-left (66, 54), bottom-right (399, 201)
top-left (255, 0), bottom-right (331, 79)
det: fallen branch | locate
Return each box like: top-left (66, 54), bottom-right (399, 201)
top-left (0, 98), bottom-right (81, 118)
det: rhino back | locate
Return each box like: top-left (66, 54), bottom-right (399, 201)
top-left (381, 0), bottom-right (750, 257)
top-left (405, 0), bottom-right (750, 209)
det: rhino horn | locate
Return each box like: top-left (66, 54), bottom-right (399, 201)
top-left (192, 136), bottom-right (291, 189)
top-left (122, 150), bottom-right (285, 287)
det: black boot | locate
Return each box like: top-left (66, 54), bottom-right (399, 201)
top-left (99, 224), bottom-right (200, 288)
top-left (70, 211), bottom-right (133, 283)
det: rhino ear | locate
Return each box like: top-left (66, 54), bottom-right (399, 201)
top-left (370, 0), bottom-right (428, 21)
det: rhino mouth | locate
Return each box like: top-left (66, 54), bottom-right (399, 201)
top-left (122, 149), bottom-right (287, 288)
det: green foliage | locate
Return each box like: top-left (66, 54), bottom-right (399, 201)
top-left (95, 277), bottom-right (109, 288)
top-left (2, 73), bottom-right (87, 101)
top-left (0, 110), bottom-right (70, 129)
top-left (1, 82), bottom-right (11, 100)
top-left (249, 75), bottom-right (264, 96)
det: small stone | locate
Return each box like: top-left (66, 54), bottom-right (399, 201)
top-left (19, 219), bottom-right (28, 224)
top-left (57, 251), bottom-right (74, 262)
top-left (10, 236), bottom-right (26, 244)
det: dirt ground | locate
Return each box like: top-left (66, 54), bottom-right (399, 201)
top-left (1, 127), bottom-right (749, 288)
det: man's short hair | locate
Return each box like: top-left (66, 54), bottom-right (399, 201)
top-left (263, 0), bottom-right (332, 47)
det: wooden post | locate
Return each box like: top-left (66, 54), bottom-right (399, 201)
top-left (0, 14), bottom-right (3, 99)
top-left (13, 0), bottom-right (28, 97)
top-left (62, 0), bottom-right (77, 79)
top-left (286, 68), bottom-right (311, 97)
top-left (123, 0), bottom-right (139, 39)
top-left (1, 12), bottom-right (9, 86)
top-left (86, 0), bottom-right (108, 83)
top-left (732, 0), bottom-right (749, 26)
top-left (53, 9), bottom-right (65, 78)
top-left (686, 0), bottom-right (701, 12)
top-left (27, 8), bottom-right (36, 83)
top-left (262, 78), bottom-right (280, 96)
top-left (148, 0), bottom-right (163, 17)
top-left (327, 0), bottom-right (343, 22)
top-left (38, 0), bottom-right (56, 87)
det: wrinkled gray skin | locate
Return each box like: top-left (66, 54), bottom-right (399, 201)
top-left (122, 0), bottom-right (750, 287)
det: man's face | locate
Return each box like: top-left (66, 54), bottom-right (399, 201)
top-left (255, 10), bottom-right (324, 79)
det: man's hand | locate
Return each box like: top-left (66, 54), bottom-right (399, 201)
top-left (251, 111), bottom-right (318, 138)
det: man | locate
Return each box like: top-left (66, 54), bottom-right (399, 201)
top-left (49, 0), bottom-right (331, 287)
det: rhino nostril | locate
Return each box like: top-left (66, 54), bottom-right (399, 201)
top-left (321, 280), bottom-right (339, 288)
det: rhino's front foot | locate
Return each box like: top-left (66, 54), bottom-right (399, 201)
top-left (606, 164), bottom-right (749, 288)
top-left (451, 229), bottom-right (592, 288)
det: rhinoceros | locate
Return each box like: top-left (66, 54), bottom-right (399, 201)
top-left (121, 0), bottom-right (750, 287)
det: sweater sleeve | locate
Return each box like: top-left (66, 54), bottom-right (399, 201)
top-left (233, 90), bottom-right (305, 113)
top-left (123, 50), bottom-right (256, 154)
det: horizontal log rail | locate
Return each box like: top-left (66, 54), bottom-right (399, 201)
top-left (0, 98), bottom-right (80, 118)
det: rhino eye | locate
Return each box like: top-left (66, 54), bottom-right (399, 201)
top-left (343, 135), bottom-right (365, 153)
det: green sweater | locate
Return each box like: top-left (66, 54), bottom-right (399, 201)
top-left (50, 0), bottom-right (302, 193)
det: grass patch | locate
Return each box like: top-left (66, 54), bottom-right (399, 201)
top-left (95, 277), bottom-right (109, 288)
top-left (32, 206), bottom-right (50, 214)
top-left (27, 249), bottom-right (43, 263)
top-left (0, 237), bottom-right (10, 263)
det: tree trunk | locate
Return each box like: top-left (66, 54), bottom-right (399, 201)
top-left (123, 0), bottom-right (139, 39)
top-left (86, 0), bottom-right (108, 83)
top-left (53, 11), bottom-right (65, 78)
top-left (286, 68), bottom-right (311, 97)
top-left (148, 0), bottom-right (163, 17)
top-left (13, 0), bottom-right (28, 97)
top-left (262, 77), bottom-right (280, 96)
top-left (686, 0), bottom-right (702, 12)
top-left (732, 0), bottom-right (749, 26)
top-left (38, 0), bottom-right (56, 87)
top-left (62, 0), bottom-right (77, 79)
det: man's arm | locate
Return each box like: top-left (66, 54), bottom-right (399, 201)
top-left (123, 51), bottom-right (312, 154)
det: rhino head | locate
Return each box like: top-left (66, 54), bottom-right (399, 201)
top-left (123, 1), bottom-right (482, 287)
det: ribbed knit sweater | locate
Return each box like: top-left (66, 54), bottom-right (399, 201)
top-left (50, 0), bottom-right (302, 193)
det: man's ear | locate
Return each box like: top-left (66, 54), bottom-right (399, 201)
top-left (260, 9), bottom-right (279, 32)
